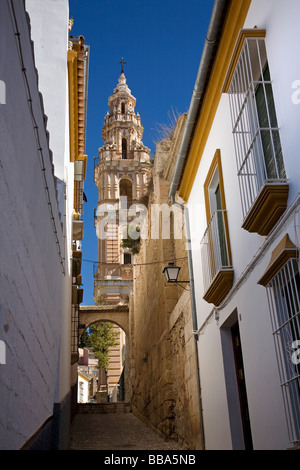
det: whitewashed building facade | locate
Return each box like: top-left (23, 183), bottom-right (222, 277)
top-left (0, 0), bottom-right (89, 449)
top-left (170, 0), bottom-right (300, 450)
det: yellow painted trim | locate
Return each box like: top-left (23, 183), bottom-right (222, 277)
top-left (203, 269), bottom-right (234, 306)
top-left (242, 183), bottom-right (289, 236)
top-left (67, 50), bottom-right (79, 163)
top-left (178, 0), bottom-right (251, 202)
top-left (222, 28), bottom-right (266, 93)
top-left (203, 150), bottom-right (226, 222)
top-left (203, 149), bottom-right (232, 266)
top-left (258, 234), bottom-right (298, 286)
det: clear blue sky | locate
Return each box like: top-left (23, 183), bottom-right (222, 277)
top-left (69, 0), bottom-right (214, 305)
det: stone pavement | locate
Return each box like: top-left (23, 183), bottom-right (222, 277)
top-left (70, 404), bottom-right (185, 451)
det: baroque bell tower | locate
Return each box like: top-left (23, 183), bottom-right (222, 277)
top-left (94, 63), bottom-right (152, 304)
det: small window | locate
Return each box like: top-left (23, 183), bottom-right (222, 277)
top-left (207, 165), bottom-right (229, 269)
top-left (123, 253), bottom-right (132, 265)
top-left (121, 102), bottom-right (125, 114)
top-left (201, 150), bottom-right (233, 306)
top-left (119, 178), bottom-right (132, 209)
top-left (122, 138), bottom-right (127, 159)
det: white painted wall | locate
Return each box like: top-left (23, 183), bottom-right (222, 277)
top-left (186, 0), bottom-right (300, 450)
top-left (25, 0), bottom-right (70, 182)
top-left (0, 0), bottom-right (67, 449)
top-left (77, 375), bottom-right (89, 403)
top-left (25, 0), bottom-right (73, 407)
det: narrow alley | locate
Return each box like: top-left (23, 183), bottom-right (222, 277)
top-left (70, 404), bottom-right (185, 451)
top-left (2, 0), bottom-right (300, 452)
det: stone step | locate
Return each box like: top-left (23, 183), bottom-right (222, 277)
top-left (77, 402), bottom-right (132, 414)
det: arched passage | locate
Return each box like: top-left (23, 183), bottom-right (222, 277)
top-left (78, 305), bottom-right (130, 404)
top-left (79, 304), bottom-right (129, 336)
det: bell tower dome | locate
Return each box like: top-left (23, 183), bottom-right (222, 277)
top-left (94, 64), bottom-right (152, 304)
top-left (100, 69), bottom-right (150, 163)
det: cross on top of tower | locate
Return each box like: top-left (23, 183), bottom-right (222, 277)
top-left (119, 57), bottom-right (126, 74)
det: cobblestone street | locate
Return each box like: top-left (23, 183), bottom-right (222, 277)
top-left (70, 405), bottom-right (184, 451)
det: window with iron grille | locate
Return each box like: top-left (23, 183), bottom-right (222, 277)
top-left (201, 150), bottom-right (234, 306)
top-left (123, 253), bottom-right (132, 265)
top-left (74, 180), bottom-right (84, 219)
top-left (71, 304), bottom-right (79, 355)
top-left (227, 36), bottom-right (287, 219)
top-left (266, 258), bottom-right (300, 445)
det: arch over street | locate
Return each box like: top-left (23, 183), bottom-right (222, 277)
top-left (79, 304), bottom-right (131, 403)
top-left (79, 304), bottom-right (129, 337)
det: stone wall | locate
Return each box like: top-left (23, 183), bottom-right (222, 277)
top-left (129, 116), bottom-right (202, 449)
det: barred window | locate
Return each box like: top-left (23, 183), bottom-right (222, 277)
top-left (227, 36), bottom-right (286, 219)
top-left (266, 258), bottom-right (300, 445)
top-left (71, 305), bottom-right (79, 355)
top-left (201, 150), bottom-right (234, 306)
top-left (123, 253), bottom-right (132, 265)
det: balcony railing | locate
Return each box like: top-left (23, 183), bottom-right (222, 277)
top-left (71, 304), bottom-right (79, 355)
top-left (74, 183), bottom-right (84, 220)
top-left (227, 39), bottom-right (289, 235)
top-left (201, 210), bottom-right (234, 305)
top-left (94, 263), bottom-right (121, 279)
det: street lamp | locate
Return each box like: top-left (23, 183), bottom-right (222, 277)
top-left (162, 262), bottom-right (190, 288)
top-left (163, 262), bottom-right (181, 283)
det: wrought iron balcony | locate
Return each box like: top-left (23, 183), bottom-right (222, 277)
top-left (74, 183), bottom-right (84, 220)
top-left (201, 210), bottom-right (234, 306)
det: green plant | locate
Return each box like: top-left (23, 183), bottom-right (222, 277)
top-left (93, 295), bottom-right (106, 305)
top-left (121, 225), bottom-right (141, 255)
top-left (78, 329), bottom-right (91, 348)
top-left (88, 323), bottom-right (119, 373)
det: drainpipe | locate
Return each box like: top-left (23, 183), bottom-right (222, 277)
top-left (169, 0), bottom-right (231, 451)
top-left (173, 201), bottom-right (205, 450)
